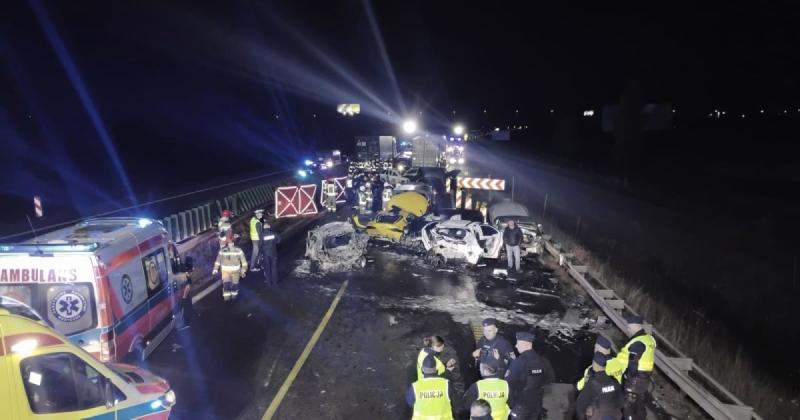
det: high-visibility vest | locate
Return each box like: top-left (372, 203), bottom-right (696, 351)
top-left (577, 365), bottom-right (622, 391)
top-left (250, 217), bottom-right (260, 241)
top-left (607, 334), bottom-right (657, 377)
top-left (412, 377), bottom-right (453, 420)
top-left (417, 349), bottom-right (446, 380)
top-left (577, 366), bottom-right (591, 391)
top-left (476, 378), bottom-right (510, 420)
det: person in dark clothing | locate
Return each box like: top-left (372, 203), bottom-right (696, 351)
top-left (371, 178), bottom-right (384, 212)
top-left (260, 222), bottom-right (280, 285)
top-left (470, 399), bottom-right (493, 420)
top-left (505, 332), bottom-right (555, 420)
top-left (176, 270), bottom-right (193, 330)
top-left (575, 353), bottom-right (624, 420)
top-left (503, 219), bottom-right (523, 271)
top-left (472, 318), bottom-right (515, 377)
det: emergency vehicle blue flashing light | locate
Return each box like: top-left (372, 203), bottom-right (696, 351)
top-left (0, 243), bottom-right (100, 253)
top-left (297, 169), bottom-right (308, 178)
top-left (138, 218), bottom-right (153, 228)
top-left (304, 159), bottom-right (314, 166)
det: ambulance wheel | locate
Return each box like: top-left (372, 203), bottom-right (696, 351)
top-left (129, 343), bottom-right (146, 364)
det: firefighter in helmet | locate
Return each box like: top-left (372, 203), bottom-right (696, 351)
top-left (212, 237), bottom-right (248, 301)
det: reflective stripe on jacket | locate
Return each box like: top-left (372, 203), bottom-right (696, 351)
top-left (214, 246), bottom-right (248, 271)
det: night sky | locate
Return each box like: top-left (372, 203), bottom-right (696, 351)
top-left (2, 1), bottom-right (800, 214)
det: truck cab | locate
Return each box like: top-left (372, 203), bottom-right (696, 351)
top-left (0, 306), bottom-right (176, 419)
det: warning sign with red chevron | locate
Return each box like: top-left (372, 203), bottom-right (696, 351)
top-left (456, 177), bottom-right (506, 190)
top-left (275, 184), bottom-right (318, 218)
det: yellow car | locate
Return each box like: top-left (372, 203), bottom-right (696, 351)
top-left (0, 301), bottom-right (176, 419)
top-left (352, 192), bottom-right (428, 241)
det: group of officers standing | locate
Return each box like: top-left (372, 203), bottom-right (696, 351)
top-left (212, 208), bottom-right (280, 301)
top-left (407, 313), bottom-right (656, 420)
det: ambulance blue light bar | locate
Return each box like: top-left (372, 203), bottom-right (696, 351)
top-left (0, 243), bottom-right (99, 253)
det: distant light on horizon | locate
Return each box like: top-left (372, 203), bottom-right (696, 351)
top-left (402, 119), bottom-right (417, 134)
top-left (583, 110), bottom-right (595, 117)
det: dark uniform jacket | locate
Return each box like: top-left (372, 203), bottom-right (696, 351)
top-left (476, 335), bottom-right (515, 375)
top-left (503, 226), bottom-right (523, 247)
top-left (574, 370), bottom-right (624, 420)
top-left (504, 349), bottom-right (554, 414)
top-left (261, 227), bottom-right (280, 257)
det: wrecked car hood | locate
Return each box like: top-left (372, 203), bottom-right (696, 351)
top-left (385, 192), bottom-right (428, 217)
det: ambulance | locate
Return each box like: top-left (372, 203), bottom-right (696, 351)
top-left (0, 302), bottom-right (176, 419)
top-left (0, 217), bottom-right (191, 363)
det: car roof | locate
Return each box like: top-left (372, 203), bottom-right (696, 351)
top-left (435, 219), bottom-right (479, 228)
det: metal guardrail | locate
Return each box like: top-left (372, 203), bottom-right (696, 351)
top-left (161, 180), bottom-right (290, 243)
top-left (542, 239), bottom-right (761, 420)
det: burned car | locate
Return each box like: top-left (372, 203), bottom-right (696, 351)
top-left (420, 219), bottom-right (503, 266)
top-left (306, 222), bottom-right (369, 272)
top-left (488, 200), bottom-right (544, 255)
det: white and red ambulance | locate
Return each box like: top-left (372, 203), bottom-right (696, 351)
top-left (0, 217), bottom-right (190, 363)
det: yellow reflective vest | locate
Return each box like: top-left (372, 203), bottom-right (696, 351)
top-left (250, 217), bottom-right (261, 241)
top-left (606, 333), bottom-right (656, 378)
top-left (476, 378), bottom-right (510, 420)
top-left (412, 377), bottom-right (453, 420)
top-left (417, 348), bottom-right (446, 380)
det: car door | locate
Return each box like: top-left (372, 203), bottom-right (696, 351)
top-left (479, 224), bottom-right (503, 258)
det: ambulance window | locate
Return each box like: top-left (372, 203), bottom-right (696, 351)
top-left (20, 353), bottom-right (106, 413)
top-left (142, 249), bottom-right (168, 297)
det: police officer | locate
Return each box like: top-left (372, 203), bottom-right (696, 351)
top-left (606, 313), bottom-right (656, 420)
top-left (261, 222), bottom-right (280, 285)
top-left (463, 359), bottom-right (512, 420)
top-left (371, 176), bottom-right (384, 212)
top-left (505, 331), bottom-right (554, 419)
top-left (249, 209), bottom-right (265, 270)
top-left (577, 335), bottom-right (619, 391)
top-left (575, 352), bottom-right (624, 420)
top-left (472, 318), bottom-right (515, 378)
top-left (324, 178), bottom-right (337, 212)
top-left (417, 336), bottom-right (456, 380)
top-left (406, 355), bottom-right (455, 420)
top-left (212, 238), bottom-right (247, 301)
top-left (470, 399), bottom-right (493, 420)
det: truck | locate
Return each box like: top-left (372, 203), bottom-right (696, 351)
top-left (355, 136), bottom-right (396, 161)
top-left (410, 135), bottom-right (443, 168)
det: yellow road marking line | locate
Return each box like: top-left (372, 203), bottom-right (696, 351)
top-left (261, 280), bottom-right (349, 419)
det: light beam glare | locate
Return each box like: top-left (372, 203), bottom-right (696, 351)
top-left (28, 0), bottom-right (138, 206)
top-left (361, 0), bottom-right (407, 115)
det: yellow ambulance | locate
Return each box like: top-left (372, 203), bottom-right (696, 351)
top-left (0, 299), bottom-right (176, 419)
